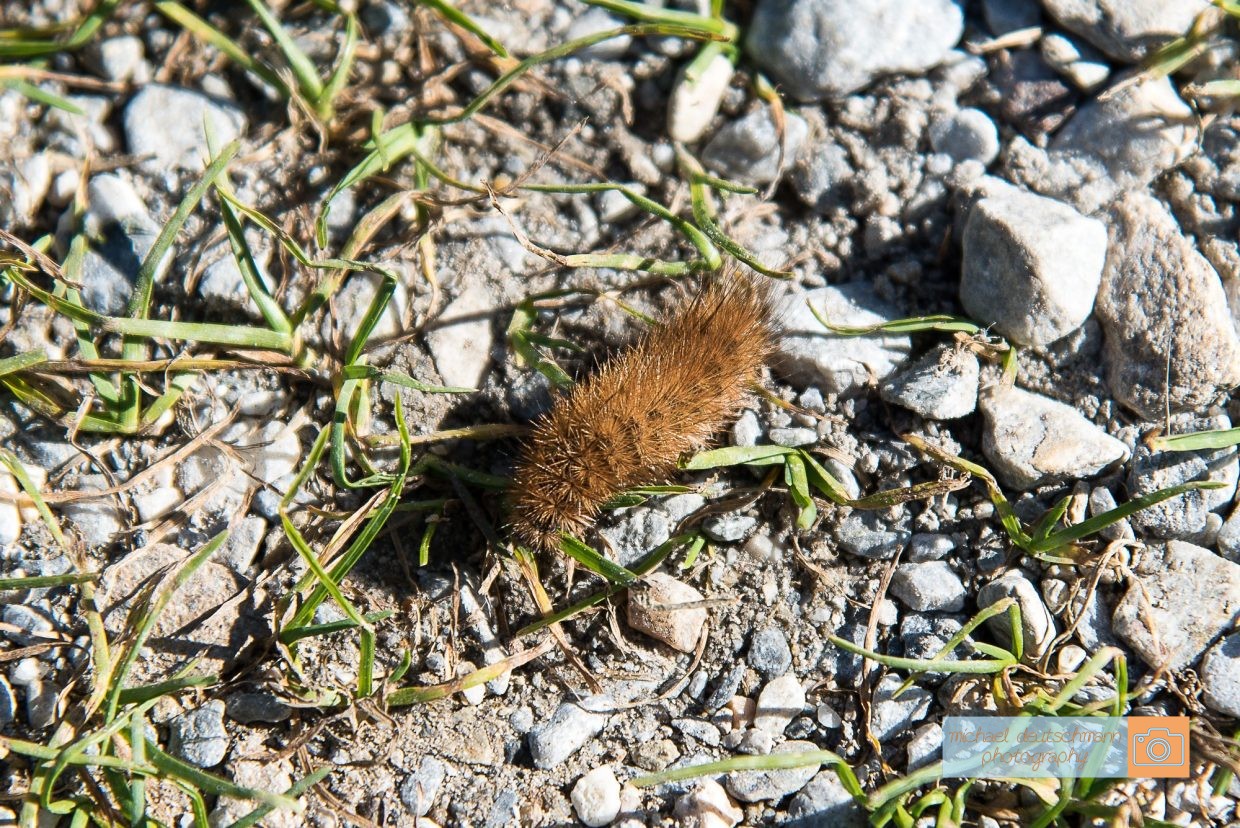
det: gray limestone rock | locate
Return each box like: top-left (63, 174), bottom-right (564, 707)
top-left (1112, 541), bottom-right (1240, 671)
top-left (1042, 0), bottom-right (1212, 62)
top-left (979, 384), bottom-right (1128, 490)
top-left (746, 0), bottom-right (964, 100)
top-left (961, 189), bottom-right (1106, 345)
top-left (1096, 192), bottom-right (1240, 418)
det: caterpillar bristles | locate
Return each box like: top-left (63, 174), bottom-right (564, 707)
top-left (508, 271), bottom-right (780, 552)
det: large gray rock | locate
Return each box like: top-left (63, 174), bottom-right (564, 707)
top-left (1004, 76), bottom-right (1196, 214)
top-left (745, 0), bottom-right (963, 101)
top-left (961, 189), bottom-right (1106, 345)
top-left (1112, 541), bottom-right (1240, 672)
top-left (124, 84), bottom-right (246, 171)
top-left (1042, 0), bottom-right (1212, 62)
top-left (1096, 192), bottom-right (1240, 418)
top-left (776, 284), bottom-right (912, 395)
top-left (979, 384), bottom-right (1128, 490)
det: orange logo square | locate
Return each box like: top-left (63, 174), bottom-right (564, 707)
top-left (1127, 716), bottom-right (1190, 778)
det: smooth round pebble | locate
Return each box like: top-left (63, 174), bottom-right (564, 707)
top-left (571, 766), bottom-right (621, 827)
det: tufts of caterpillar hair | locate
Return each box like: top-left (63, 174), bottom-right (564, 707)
top-left (508, 270), bottom-right (780, 553)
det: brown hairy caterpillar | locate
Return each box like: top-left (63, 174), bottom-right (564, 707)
top-left (508, 274), bottom-right (779, 552)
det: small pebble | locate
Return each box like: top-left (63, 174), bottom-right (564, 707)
top-left (9, 657), bottom-right (43, 686)
top-left (169, 700), bottom-right (230, 768)
top-left (702, 514), bottom-right (758, 543)
top-left (929, 108), bottom-right (999, 165)
top-left (572, 766), bottom-right (622, 827)
top-left (907, 533), bottom-right (956, 561)
top-left (815, 704), bottom-right (842, 729)
top-left (768, 427), bottom-right (817, 447)
top-left (527, 695), bottom-right (612, 769)
top-left (732, 410), bottom-right (762, 447)
top-left (627, 573), bottom-right (708, 653)
top-left (224, 691), bottom-right (291, 724)
top-left (870, 675), bottom-right (932, 741)
top-left (748, 626), bottom-right (792, 678)
top-left (668, 51), bottom-right (735, 144)
top-left (400, 757), bottom-right (446, 817)
top-left (890, 561), bottom-right (966, 612)
top-left (754, 674), bottom-right (807, 735)
top-left (673, 779), bottom-right (743, 828)
top-left (703, 664), bottom-right (745, 713)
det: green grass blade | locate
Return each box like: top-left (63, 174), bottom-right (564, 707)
top-left (1148, 427), bottom-right (1240, 452)
top-left (319, 12), bottom-right (359, 118)
top-left (417, 0), bottom-right (509, 57)
top-left (104, 531), bottom-right (230, 721)
top-left (784, 452), bottom-right (816, 529)
top-left (799, 450), bottom-right (854, 506)
top-left (0, 572), bottom-right (97, 590)
top-left (632, 749), bottom-right (851, 788)
top-left (810, 309), bottom-right (984, 337)
top-left (1030, 481), bottom-right (1226, 553)
top-left (145, 740), bottom-right (305, 813)
top-left (559, 534), bottom-right (638, 585)
top-left (126, 139), bottom-right (240, 323)
top-left (243, 0), bottom-right (324, 100)
top-left (585, 0), bottom-right (738, 39)
top-left (0, 79), bottom-right (84, 114)
top-left (341, 365), bottom-right (473, 393)
top-left (219, 197), bottom-right (291, 334)
top-left (682, 444), bottom-right (793, 470)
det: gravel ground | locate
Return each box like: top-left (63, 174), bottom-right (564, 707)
top-left (2, 0), bottom-right (1240, 826)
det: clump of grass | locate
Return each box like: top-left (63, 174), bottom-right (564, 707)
top-left (1124, 0), bottom-right (1240, 107)
top-left (0, 453), bottom-right (315, 824)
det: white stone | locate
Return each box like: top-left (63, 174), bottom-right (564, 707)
top-left (571, 766), bottom-right (622, 827)
top-left (668, 52), bottom-right (735, 143)
top-left (979, 384), bottom-right (1128, 490)
top-left (627, 573), bottom-right (708, 653)
top-left (754, 674), bottom-right (807, 734)
top-left (425, 282), bottom-right (496, 390)
top-left (961, 188), bottom-right (1106, 346)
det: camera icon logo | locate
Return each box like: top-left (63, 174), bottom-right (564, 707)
top-left (1127, 717), bottom-right (1190, 778)
top-left (1132, 729), bottom-right (1183, 766)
